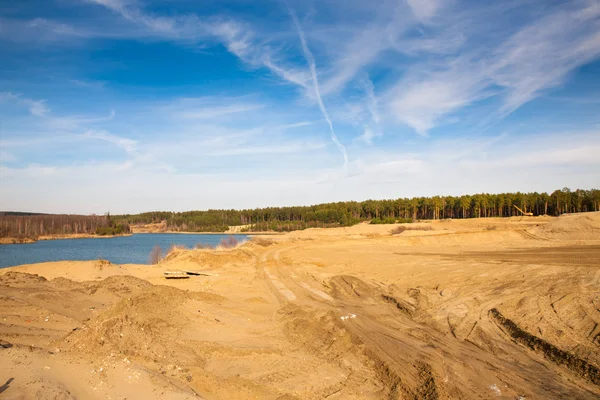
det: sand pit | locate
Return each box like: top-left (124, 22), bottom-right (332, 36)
top-left (529, 211), bottom-right (600, 241)
top-left (1, 213), bottom-right (599, 399)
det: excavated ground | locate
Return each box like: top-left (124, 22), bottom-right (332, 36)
top-left (1, 213), bottom-right (599, 399)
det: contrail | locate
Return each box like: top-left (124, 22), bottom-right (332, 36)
top-left (290, 11), bottom-right (348, 165)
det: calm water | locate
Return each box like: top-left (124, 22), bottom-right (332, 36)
top-left (0, 233), bottom-right (248, 269)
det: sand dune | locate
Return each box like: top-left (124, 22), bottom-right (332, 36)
top-left (1, 213), bottom-right (599, 399)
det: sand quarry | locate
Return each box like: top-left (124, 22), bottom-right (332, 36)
top-left (1, 213), bottom-right (599, 399)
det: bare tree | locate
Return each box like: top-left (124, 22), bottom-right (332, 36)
top-left (149, 245), bottom-right (163, 264)
top-left (219, 236), bottom-right (239, 249)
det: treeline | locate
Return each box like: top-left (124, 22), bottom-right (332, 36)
top-left (0, 211), bottom-right (48, 216)
top-left (0, 214), bottom-right (131, 239)
top-left (2, 188), bottom-right (596, 237)
top-left (114, 188), bottom-right (599, 233)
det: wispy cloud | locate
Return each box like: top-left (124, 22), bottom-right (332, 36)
top-left (261, 57), bottom-right (312, 89)
top-left (406, 0), bottom-right (445, 22)
top-left (208, 140), bottom-right (325, 156)
top-left (0, 151), bottom-right (16, 163)
top-left (70, 79), bottom-right (107, 89)
top-left (175, 103), bottom-right (264, 120)
top-left (0, 92), bottom-right (50, 116)
top-left (85, 0), bottom-right (313, 92)
top-left (389, 67), bottom-right (491, 136)
top-left (23, 99), bottom-right (49, 117)
top-left (356, 126), bottom-right (380, 145)
top-left (0, 17), bottom-right (88, 43)
top-left (388, 1), bottom-right (600, 134)
top-left (319, 26), bottom-right (390, 96)
top-left (0, 91), bottom-right (114, 130)
top-left (363, 77), bottom-right (380, 125)
top-left (86, 0), bottom-right (202, 38)
top-left (277, 121), bottom-right (315, 129)
top-left (2, 0), bottom-right (600, 213)
top-left (82, 130), bottom-right (137, 155)
top-left (355, 77), bottom-right (382, 144)
top-left (48, 109), bottom-right (116, 130)
top-left (489, 1), bottom-right (600, 119)
top-left (291, 11), bottom-right (348, 165)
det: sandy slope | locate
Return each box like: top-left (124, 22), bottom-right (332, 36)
top-left (1, 213), bottom-right (599, 399)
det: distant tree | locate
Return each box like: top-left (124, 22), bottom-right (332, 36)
top-left (40, 186), bottom-right (597, 236)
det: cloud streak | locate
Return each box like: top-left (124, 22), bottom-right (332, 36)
top-left (291, 11), bottom-right (348, 165)
top-left (175, 103), bottom-right (264, 120)
top-left (82, 130), bottom-right (137, 155)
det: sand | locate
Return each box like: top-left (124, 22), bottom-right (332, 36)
top-left (1, 213), bottom-right (599, 399)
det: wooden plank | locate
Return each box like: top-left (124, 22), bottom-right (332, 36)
top-left (184, 270), bottom-right (211, 276)
top-left (164, 271), bottom-right (190, 279)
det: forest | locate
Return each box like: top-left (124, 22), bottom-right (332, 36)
top-left (1, 188), bottom-right (597, 236)
top-left (0, 213), bottom-right (131, 241)
top-left (115, 187), bottom-right (599, 232)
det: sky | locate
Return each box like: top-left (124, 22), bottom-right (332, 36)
top-left (0, 0), bottom-right (599, 214)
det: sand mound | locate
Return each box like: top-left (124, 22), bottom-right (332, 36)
top-left (85, 275), bottom-right (153, 296)
top-left (48, 275), bottom-right (153, 299)
top-left (160, 247), bottom-right (253, 270)
top-left (0, 271), bottom-right (48, 286)
top-left (286, 222), bottom-right (408, 239)
top-left (530, 212), bottom-right (600, 240)
top-left (59, 285), bottom-right (223, 366)
top-left (0, 274), bottom-right (158, 348)
top-left (328, 275), bottom-right (378, 301)
top-left (396, 229), bottom-right (525, 246)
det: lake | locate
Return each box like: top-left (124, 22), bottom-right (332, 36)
top-left (0, 233), bottom-right (248, 269)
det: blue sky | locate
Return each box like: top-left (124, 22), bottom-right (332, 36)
top-left (1, 0), bottom-right (599, 214)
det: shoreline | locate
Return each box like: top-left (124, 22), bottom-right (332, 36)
top-left (131, 230), bottom-right (282, 236)
top-left (0, 233), bottom-right (133, 245)
top-left (0, 231), bottom-right (280, 245)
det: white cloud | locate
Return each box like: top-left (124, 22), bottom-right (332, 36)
top-left (291, 10), bottom-right (348, 165)
top-left (210, 19), bottom-right (253, 58)
top-left (277, 121), bottom-right (315, 129)
top-left (406, 0), bottom-right (445, 22)
top-left (175, 103), bottom-right (264, 119)
top-left (70, 79), bottom-right (107, 89)
top-left (207, 140), bottom-right (325, 156)
top-left (318, 5), bottom-right (414, 96)
top-left (319, 26), bottom-right (390, 96)
top-left (0, 151), bottom-right (16, 163)
top-left (363, 78), bottom-right (380, 124)
top-left (262, 57), bottom-right (312, 89)
top-left (48, 109), bottom-right (116, 130)
top-left (0, 92), bottom-right (50, 116)
top-left (356, 126), bottom-right (380, 145)
top-left (82, 130), bottom-right (137, 155)
top-left (86, 0), bottom-right (315, 92)
top-left (1, 164), bottom-right (58, 179)
top-left (0, 91), bottom-right (114, 130)
top-left (389, 68), bottom-right (491, 135)
top-left (2, 1), bottom-right (600, 213)
top-left (0, 17), bottom-right (88, 43)
top-left (1, 129), bottom-right (598, 214)
top-left (25, 100), bottom-right (49, 117)
top-left (354, 78), bottom-right (382, 144)
top-left (489, 2), bottom-right (600, 119)
top-left (87, 0), bottom-right (192, 37)
top-left (388, 1), bottom-right (600, 134)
